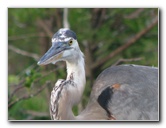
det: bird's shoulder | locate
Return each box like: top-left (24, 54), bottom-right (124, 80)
top-left (90, 65), bottom-right (158, 100)
top-left (87, 65), bottom-right (158, 120)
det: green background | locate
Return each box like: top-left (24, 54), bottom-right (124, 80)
top-left (8, 8), bottom-right (158, 120)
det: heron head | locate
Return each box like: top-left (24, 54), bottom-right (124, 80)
top-left (38, 28), bottom-right (82, 65)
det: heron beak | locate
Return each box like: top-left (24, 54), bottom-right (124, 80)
top-left (37, 42), bottom-right (71, 65)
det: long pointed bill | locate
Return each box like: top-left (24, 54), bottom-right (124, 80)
top-left (37, 42), bottom-right (70, 65)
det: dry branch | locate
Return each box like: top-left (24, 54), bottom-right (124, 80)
top-left (63, 8), bottom-right (70, 28)
top-left (8, 81), bottom-right (51, 108)
top-left (91, 16), bottom-right (158, 69)
top-left (25, 110), bottom-right (49, 117)
top-left (8, 81), bottom-right (25, 102)
top-left (8, 45), bottom-right (40, 61)
top-left (55, 9), bottom-right (62, 28)
top-left (37, 19), bottom-right (54, 38)
top-left (8, 64), bottom-right (65, 103)
top-left (8, 33), bottom-right (47, 41)
top-left (112, 57), bottom-right (143, 66)
top-left (124, 8), bottom-right (144, 19)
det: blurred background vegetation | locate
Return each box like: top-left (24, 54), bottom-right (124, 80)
top-left (8, 8), bottom-right (158, 120)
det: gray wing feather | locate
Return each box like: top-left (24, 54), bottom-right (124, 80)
top-left (85, 65), bottom-right (158, 120)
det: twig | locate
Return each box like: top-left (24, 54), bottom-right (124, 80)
top-left (112, 57), bottom-right (143, 66)
top-left (24, 110), bottom-right (49, 117)
top-left (124, 8), bottom-right (144, 19)
top-left (8, 33), bottom-right (48, 41)
top-left (8, 80), bottom-right (25, 102)
top-left (63, 8), bottom-right (70, 28)
top-left (91, 16), bottom-right (158, 69)
top-left (8, 64), bottom-right (65, 102)
top-left (34, 64), bottom-right (65, 83)
top-left (91, 8), bottom-right (106, 28)
top-left (8, 45), bottom-right (40, 61)
top-left (37, 19), bottom-right (54, 38)
top-left (55, 9), bottom-right (62, 28)
top-left (8, 81), bottom-right (51, 108)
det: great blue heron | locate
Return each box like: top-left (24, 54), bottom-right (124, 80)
top-left (38, 28), bottom-right (158, 120)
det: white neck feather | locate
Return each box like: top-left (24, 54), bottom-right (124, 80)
top-left (66, 52), bottom-right (86, 105)
top-left (51, 45), bottom-right (86, 120)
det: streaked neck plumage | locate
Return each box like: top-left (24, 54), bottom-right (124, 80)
top-left (66, 49), bottom-right (86, 105)
top-left (51, 49), bottom-right (86, 120)
top-left (66, 52), bottom-right (85, 90)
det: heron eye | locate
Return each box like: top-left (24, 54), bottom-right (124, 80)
top-left (68, 40), bottom-right (73, 46)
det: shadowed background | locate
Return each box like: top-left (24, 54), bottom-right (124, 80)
top-left (8, 8), bottom-right (158, 120)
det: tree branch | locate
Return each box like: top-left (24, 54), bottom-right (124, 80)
top-left (8, 80), bottom-right (25, 102)
top-left (55, 9), bottom-right (62, 28)
top-left (37, 19), bottom-right (54, 38)
top-left (8, 64), bottom-right (65, 103)
top-left (8, 33), bottom-right (48, 41)
top-left (8, 81), bottom-right (51, 108)
top-left (112, 57), bottom-right (143, 66)
top-left (8, 45), bottom-right (40, 61)
top-left (91, 16), bottom-right (158, 69)
top-left (63, 8), bottom-right (70, 28)
top-left (24, 110), bottom-right (49, 118)
top-left (124, 8), bottom-right (144, 19)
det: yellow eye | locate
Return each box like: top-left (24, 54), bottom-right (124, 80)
top-left (68, 40), bottom-right (73, 46)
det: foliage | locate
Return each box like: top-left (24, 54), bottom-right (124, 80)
top-left (8, 8), bottom-right (158, 120)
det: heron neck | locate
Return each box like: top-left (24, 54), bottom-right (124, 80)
top-left (54, 51), bottom-right (86, 120)
top-left (66, 54), bottom-right (86, 104)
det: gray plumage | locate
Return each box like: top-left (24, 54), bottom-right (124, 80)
top-left (79, 65), bottom-right (158, 120)
top-left (38, 28), bottom-right (158, 120)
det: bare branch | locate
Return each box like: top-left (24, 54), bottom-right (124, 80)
top-left (8, 80), bottom-right (25, 102)
top-left (8, 45), bottom-right (40, 61)
top-left (24, 110), bottom-right (49, 117)
top-left (55, 9), bottom-right (62, 28)
top-left (8, 64), bottom-right (65, 102)
top-left (112, 57), bottom-right (143, 66)
top-left (37, 19), bottom-right (54, 38)
top-left (8, 81), bottom-right (51, 108)
top-left (63, 8), bottom-right (70, 28)
top-left (91, 16), bottom-right (158, 69)
top-left (34, 63), bottom-right (65, 83)
top-left (8, 33), bottom-right (48, 41)
top-left (91, 8), bottom-right (106, 28)
top-left (124, 8), bottom-right (144, 19)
